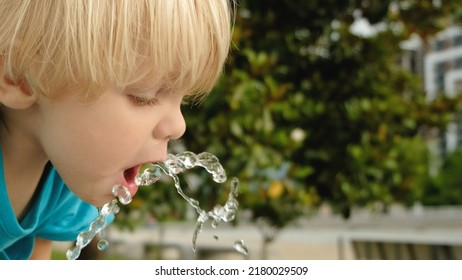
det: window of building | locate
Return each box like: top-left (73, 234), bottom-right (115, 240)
top-left (454, 34), bottom-right (462, 47)
top-left (454, 57), bottom-right (462, 69)
top-left (435, 39), bottom-right (446, 51)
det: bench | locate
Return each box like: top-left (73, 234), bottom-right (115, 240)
top-left (338, 230), bottom-right (462, 259)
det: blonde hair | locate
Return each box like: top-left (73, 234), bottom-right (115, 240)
top-left (0, 0), bottom-right (233, 101)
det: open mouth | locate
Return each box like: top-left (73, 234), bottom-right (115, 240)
top-left (122, 165), bottom-right (142, 196)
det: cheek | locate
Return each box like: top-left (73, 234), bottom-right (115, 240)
top-left (39, 90), bottom-right (159, 173)
top-left (41, 108), bottom-right (139, 173)
top-left (72, 118), bottom-right (145, 166)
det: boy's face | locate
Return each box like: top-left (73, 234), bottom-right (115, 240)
top-left (36, 83), bottom-right (186, 206)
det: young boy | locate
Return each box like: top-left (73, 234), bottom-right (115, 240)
top-left (0, 0), bottom-right (233, 259)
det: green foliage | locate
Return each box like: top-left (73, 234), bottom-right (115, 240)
top-left (422, 149), bottom-right (462, 205)
top-left (183, 0), bottom-right (462, 223)
top-left (115, 1), bottom-right (462, 234)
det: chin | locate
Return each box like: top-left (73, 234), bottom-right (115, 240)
top-left (83, 193), bottom-right (116, 208)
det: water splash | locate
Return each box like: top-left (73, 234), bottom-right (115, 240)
top-left (142, 152), bottom-right (240, 254)
top-left (135, 163), bottom-right (162, 186)
top-left (66, 151), bottom-right (247, 260)
top-left (66, 189), bottom-right (126, 260)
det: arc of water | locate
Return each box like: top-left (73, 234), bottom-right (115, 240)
top-left (139, 152), bottom-right (240, 253)
top-left (66, 151), bottom-right (245, 260)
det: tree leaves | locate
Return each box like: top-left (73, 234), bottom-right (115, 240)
top-left (116, 1), bottom-right (462, 233)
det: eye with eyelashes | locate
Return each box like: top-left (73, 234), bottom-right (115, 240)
top-left (125, 85), bottom-right (165, 107)
top-left (128, 95), bottom-right (161, 106)
top-left (125, 84), bottom-right (195, 107)
top-left (128, 93), bottom-right (193, 107)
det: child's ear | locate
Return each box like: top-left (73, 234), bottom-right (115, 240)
top-left (0, 72), bottom-right (37, 109)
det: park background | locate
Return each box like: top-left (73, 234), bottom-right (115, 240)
top-left (55, 0), bottom-right (462, 260)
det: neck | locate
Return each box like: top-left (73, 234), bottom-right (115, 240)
top-left (1, 108), bottom-right (48, 220)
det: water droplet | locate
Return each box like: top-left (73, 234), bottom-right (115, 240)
top-left (112, 185), bottom-right (132, 205)
top-left (97, 239), bottom-right (109, 251)
top-left (234, 240), bottom-right (248, 256)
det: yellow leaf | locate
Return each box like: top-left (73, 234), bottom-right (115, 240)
top-left (378, 123), bottom-right (387, 141)
top-left (268, 180), bottom-right (284, 199)
top-left (127, 197), bottom-right (144, 209)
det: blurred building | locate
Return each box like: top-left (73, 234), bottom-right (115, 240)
top-left (400, 25), bottom-right (462, 174)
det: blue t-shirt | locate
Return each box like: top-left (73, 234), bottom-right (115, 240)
top-left (0, 150), bottom-right (99, 259)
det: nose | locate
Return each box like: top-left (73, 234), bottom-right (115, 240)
top-left (153, 106), bottom-right (186, 140)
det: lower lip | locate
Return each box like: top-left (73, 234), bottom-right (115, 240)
top-left (126, 184), bottom-right (139, 198)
